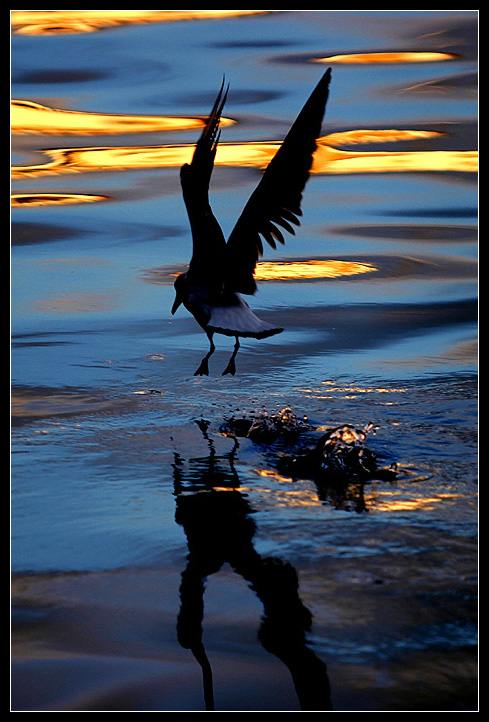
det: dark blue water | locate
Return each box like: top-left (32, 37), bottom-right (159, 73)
top-left (11, 10), bottom-right (477, 711)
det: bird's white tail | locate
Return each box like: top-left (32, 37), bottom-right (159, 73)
top-left (208, 302), bottom-right (283, 339)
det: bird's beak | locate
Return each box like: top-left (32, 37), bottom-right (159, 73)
top-left (171, 293), bottom-right (183, 315)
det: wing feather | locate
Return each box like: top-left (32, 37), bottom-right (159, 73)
top-left (224, 67), bottom-right (332, 294)
top-left (180, 79), bottom-right (229, 280)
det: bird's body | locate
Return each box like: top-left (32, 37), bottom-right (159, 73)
top-left (177, 275), bottom-right (281, 338)
top-left (171, 69), bottom-right (332, 375)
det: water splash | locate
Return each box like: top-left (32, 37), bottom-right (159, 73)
top-left (220, 406), bottom-right (310, 442)
top-left (316, 423), bottom-right (382, 478)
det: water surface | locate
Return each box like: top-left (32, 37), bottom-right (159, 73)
top-left (11, 10), bottom-right (477, 712)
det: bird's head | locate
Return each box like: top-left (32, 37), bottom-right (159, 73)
top-left (171, 272), bottom-right (188, 315)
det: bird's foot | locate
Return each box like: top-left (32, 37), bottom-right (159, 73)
top-left (194, 358), bottom-right (210, 376)
top-left (222, 358), bottom-right (236, 376)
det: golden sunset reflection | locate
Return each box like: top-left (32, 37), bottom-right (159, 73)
top-left (12, 134), bottom-right (477, 181)
top-left (11, 10), bottom-right (267, 35)
top-left (33, 292), bottom-right (117, 313)
top-left (208, 477), bottom-right (464, 512)
top-left (254, 260), bottom-right (377, 281)
top-left (365, 490), bottom-right (463, 512)
top-left (311, 145), bottom-right (478, 175)
top-left (300, 383), bottom-right (407, 402)
top-left (314, 52), bottom-right (458, 64)
top-left (212, 484), bottom-right (322, 507)
top-left (321, 383), bottom-right (407, 393)
top-left (211, 486), bottom-right (241, 493)
top-left (324, 129), bottom-right (444, 147)
top-left (12, 100), bottom-right (234, 136)
top-left (272, 489), bottom-right (322, 508)
top-left (161, 259), bottom-right (375, 285)
top-left (256, 469), bottom-right (294, 483)
top-left (11, 388), bottom-right (137, 422)
top-left (12, 193), bottom-right (108, 208)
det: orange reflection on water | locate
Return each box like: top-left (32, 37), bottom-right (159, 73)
top-left (11, 142), bottom-right (275, 179)
top-left (12, 193), bottom-right (108, 208)
top-left (163, 260), bottom-right (374, 284)
top-left (254, 260), bottom-right (377, 281)
top-left (256, 469), bottom-right (294, 483)
top-left (314, 51), bottom-right (458, 64)
top-left (11, 389), bottom-right (124, 421)
top-left (33, 292), bottom-right (117, 313)
top-left (321, 382), bottom-right (407, 393)
top-left (12, 134), bottom-right (477, 181)
top-left (300, 383), bottom-right (407, 402)
top-left (312, 144), bottom-right (477, 175)
top-left (272, 489), bottom-right (322, 508)
top-left (211, 483), bottom-right (321, 507)
top-left (365, 490), bottom-right (463, 512)
top-left (324, 129), bottom-right (444, 147)
top-left (11, 10), bottom-right (267, 35)
top-left (12, 100), bottom-right (234, 136)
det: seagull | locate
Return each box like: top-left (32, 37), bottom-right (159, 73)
top-left (171, 68), bottom-right (332, 376)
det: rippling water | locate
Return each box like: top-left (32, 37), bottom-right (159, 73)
top-left (11, 10), bottom-right (478, 712)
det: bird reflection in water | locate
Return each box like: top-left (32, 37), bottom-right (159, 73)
top-left (172, 420), bottom-right (332, 711)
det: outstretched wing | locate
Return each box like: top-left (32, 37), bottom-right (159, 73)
top-left (180, 79), bottom-right (229, 280)
top-left (224, 68), bottom-right (332, 294)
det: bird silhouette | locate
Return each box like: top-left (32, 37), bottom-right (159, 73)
top-left (171, 69), bottom-right (332, 376)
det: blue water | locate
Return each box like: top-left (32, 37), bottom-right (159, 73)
top-left (11, 10), bottom-right (477, 712)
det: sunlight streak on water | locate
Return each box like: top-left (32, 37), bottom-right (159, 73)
top-left (11, 193), bottom-right (108, 207)
top-left (11, 100), bottom-right (235, 136)
top-left (11, 134), bottom-right (477, 182)
top-left (146, 259), bottom-right (379, 285)
top-left (254, 260), bottom-right (377, 281)
top-left (314, 52), bottom-right (459, 64)
top-left (364, 490), bottom-right (465, 513)
top-left (255, 469), bottom-right (294, 483)
top-left (216, 483), bottom-right (323, 508)
top-left (312, 146), bottom-right (477, 175)
top-left (11, 10), bottom-right (268, 35)
top-left (318, 383), bottom-right (407, 394)
top-left (325, 129), bottom-right (444, 147)
top-left (32, 292), bottom-right (119, 313)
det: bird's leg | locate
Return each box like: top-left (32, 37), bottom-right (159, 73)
top-left (194, 332), bottom-right (215, 376)
top-left (222, 336), bottom-right (240, 376)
